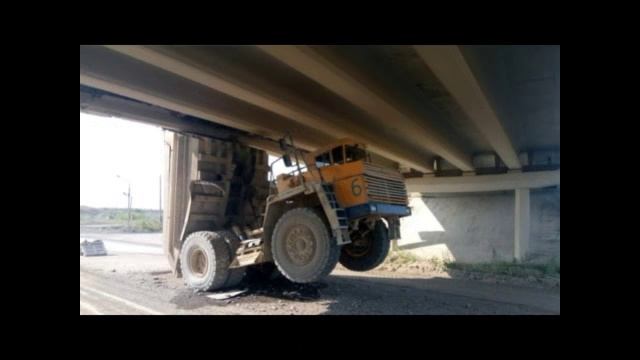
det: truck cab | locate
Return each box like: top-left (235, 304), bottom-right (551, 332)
top-left (274, 138), bottom-right (410, 239)
top-left (305, 139), bottom-right (410, 220)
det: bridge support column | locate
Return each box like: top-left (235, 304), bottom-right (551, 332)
top-left (514, 188), bottom-right (530, 262)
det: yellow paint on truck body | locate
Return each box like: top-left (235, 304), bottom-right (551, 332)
top-left (319, 160), bottom-right (368, 208)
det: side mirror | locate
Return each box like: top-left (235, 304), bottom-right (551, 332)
top-left (283, 154), bottom-right (293, 167)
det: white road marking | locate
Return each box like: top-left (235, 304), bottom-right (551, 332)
top-left (80, 300), bottom-right (104, 315)
top-left (81, 285), bottom-right (165, 315)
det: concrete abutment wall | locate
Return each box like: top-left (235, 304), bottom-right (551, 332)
top-left (398, 187), bottom-right (560, 264)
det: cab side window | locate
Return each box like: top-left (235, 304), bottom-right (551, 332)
top-left (345, 145), bottom-right (366, 162)
top-left (315, 152), bottom-right (331, 168)
top-left (331, 146), bottom-right (344, 164)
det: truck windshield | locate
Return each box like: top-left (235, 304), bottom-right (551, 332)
top-left (331, 146), bottom-right (344, 164)
top-left (345, 145), bottom-right (367, 162)
top-left (316, 152), bottom-right (331, 168)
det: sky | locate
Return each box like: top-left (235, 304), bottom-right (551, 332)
top-left (80, 113), bottom-right (164, 209)
top-left (80, 112), bottom-right (290, 210)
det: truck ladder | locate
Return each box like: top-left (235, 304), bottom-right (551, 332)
top-left (319, 183), bottom-right (351, 245)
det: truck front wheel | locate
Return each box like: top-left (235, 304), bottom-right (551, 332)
top-left (271, 208), bottom-right (340, 283)
top-left (339, 220), bottom-right (390, 271)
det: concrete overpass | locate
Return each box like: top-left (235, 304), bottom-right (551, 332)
top-left (80, 45), bottom-right (560, 263)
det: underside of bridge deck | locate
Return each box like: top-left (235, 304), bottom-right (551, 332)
top-left (81, 45), bottom-right (559, 176)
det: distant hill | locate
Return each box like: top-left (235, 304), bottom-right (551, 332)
top-left (80, 206), bottom-right (162, 233)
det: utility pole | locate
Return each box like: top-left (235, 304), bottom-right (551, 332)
top-left (125, 183), bottom-right (131, 231)
top-left (117, 174), bottom-right (132, 231)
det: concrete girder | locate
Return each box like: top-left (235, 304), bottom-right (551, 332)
top-left (80, 73), bottom-right (323, 151)
top-left (81, 73), bottom-right (257, 135)
top-left (256, 45), bottom-right (474, 172)
top-left (413, 45), bottom-right (521, 169)
top-left (405, 170), bottom-right (559, 194)
top-left (103, 45), bottom-right (433, 173)
top-left (237, 135), bottom-right (291, 157)
top-left (80, 89), bottom-right (240, 140)
top-left (80, 45), bottom-right (335, 151)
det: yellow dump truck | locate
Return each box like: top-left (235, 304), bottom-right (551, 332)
top-left (172, 136), bottom-right (410, 291)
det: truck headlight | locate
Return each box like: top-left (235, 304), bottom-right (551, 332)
top-left (370, 204), bottom-right (377, 212)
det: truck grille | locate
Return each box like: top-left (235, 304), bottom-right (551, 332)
top-left (364, 163), bottom-right (408, 205)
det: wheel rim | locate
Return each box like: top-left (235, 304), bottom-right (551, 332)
top-left (284, 224), bottom-right (317, 265)
top-left (189, 248), bottom-right (209, 277)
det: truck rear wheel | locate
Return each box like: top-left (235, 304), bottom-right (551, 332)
top-left (219, 230), bottom-right (246, 288)
top-left (180, 231), bottom-right (232, 292)
top-left (271, 208), bottom-right (340, 283)
top-left (339, 220), bottom-right (390, 271)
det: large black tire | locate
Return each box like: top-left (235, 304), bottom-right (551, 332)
top-left (219, 230), bottom-right (247, 288)
top-left (180, 231), bottom-right (232, 292)
top-left (339, 220), bottom-right (390, 271)
top-left (271, 208), bottom-right (340, 283)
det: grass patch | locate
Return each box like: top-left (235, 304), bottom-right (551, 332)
top-left (385, 250), bottom-right (421, 265)
top-left (381, 249), bottom-right (560, 283)
top-left (445, 259), bottom-right (560, 278)
top-left (80, 206), bottom-right (163, 232)
top-left (381, 251), bottom-right (449, 272)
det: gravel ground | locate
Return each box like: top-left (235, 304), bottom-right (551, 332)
top-left (80, 233), bottom-right (560, 315)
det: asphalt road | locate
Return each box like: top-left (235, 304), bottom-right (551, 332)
top-left (80, 233), bottom-right (560, 315)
